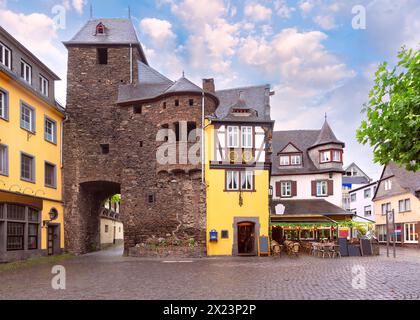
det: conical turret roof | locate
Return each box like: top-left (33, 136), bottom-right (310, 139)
top-left (310, 120), bottom-right (345, 148)
top-left (164, 76), bottom-right (203, 94)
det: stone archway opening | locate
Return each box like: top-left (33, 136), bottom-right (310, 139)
top-left (65, 181), bottom-right (122, 254)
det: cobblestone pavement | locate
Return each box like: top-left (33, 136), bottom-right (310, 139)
top-left (1, 245), bottom-right (420, 300)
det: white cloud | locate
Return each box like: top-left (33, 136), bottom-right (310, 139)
top-left (170, 0), bottom-right (227, 28)
top-left (299, 0), bottom-right (314, 13)
top-left (274, 0), bottom-right (295, 18)
top-left (72, 0), bottom-right (86, 13)
top-left (0, 9), bottom-right (67, 103)
top-left (244, 3), bottom-right (272, 22)
top-left (313, 14), bottom-right (337, 30)
top-left (163, 0), bottom-right (241, 85)
top-left (239, 28), bottom-right (355, 88)
top-left (140, 18), bottom-right (176, 49)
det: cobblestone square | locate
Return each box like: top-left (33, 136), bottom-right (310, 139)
top-left (1, 246), bottom-right (420, 300)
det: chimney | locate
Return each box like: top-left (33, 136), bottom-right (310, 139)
top-left (202, 78), bottom-right (215, 93)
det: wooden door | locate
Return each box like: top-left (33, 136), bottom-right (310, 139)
top-left (238, 222), bottom-right (255, 255)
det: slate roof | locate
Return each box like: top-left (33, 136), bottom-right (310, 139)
top-left (137, 61), bottom-right (172, 85)
top-left (66, 18), bottom-right (140, 44)
top-left (165, 76), bottom-right (203, 94)
top-left (271, 120), bottom-right (345, 175)
top-left (0, 26), bottom-right (60, 80)
top-left (343, 162), bottom-right (371, 181)
top-left (310, 120), bottom-right (345, 149)
top-left (0, 63), bottom-right (64, 115)
top-left (270, 199), bottom-right (350, 215)
top-left (272, 130), bottom-right (320, 175)
top-left (63, 18), bottom-right (148, 64)
top-left (383, 162), bottom-right (420, 195)
top-left (213, 85), bottom-right (272, 123)
top-left (117, 61), bottom-right (219, 104)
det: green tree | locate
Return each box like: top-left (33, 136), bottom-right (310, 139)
top-left (357, 47), bottom-right (420, 171)
top-left (110, 194), bottom-right (121, 204)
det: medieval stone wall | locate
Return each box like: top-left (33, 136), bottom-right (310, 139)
top-left (64, 45), bottom-right (216, 254)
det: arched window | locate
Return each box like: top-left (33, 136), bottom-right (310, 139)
top-left (96, 23), bottom-right (105, 35)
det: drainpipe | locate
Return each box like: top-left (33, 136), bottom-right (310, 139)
top-left (130, 44), bottom-right (133, 84)
top-left (61, 114), bottom-right (69, 168)
top-left (201, 91), bottom-right (205, 185)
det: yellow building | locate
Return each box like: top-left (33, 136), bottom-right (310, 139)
top-left (205, 85), bottom-right (274, 256)
top-left (373, 162), bottom-right (420, 247)
top-left (0, 26), bottom-right (64, 262)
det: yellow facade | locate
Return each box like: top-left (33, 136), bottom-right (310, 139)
top-left (205, 122), bottom-right (270, 256)
top-left (0, 70), bottom-right (64, 254)
top-left (374, 192), bottom-right (420, 225)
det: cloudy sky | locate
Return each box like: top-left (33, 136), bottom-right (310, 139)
top-left (1, 0), bottom-right (419, 179)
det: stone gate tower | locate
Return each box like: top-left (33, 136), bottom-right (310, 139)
top-left (63, 19), bottom-right (218, 254)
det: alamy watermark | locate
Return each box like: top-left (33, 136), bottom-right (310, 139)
top-left (51, 265), bottom-right (66, 290)
top-left (352, 5), bottom-right (366, 30)
top-left (351, 265), bottom-right (367, 290)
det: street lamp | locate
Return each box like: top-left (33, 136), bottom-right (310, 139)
top-left (43, 208), bottom-right (59, 227)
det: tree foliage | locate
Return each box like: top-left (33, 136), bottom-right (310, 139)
top-left (357, 47), bottom-right (420, 171)
top-left (110, 194), bottom-right (121, 204)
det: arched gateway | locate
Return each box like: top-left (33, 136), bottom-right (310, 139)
top-left (63, 19), bottom-right (218, 254)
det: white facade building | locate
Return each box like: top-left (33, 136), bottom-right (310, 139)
top-left (272, 172), bottom-right (343, 207)
top-left (348, 182), bottom-right (377, 223)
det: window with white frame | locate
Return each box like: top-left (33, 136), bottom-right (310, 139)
top-left (0, 89), bottom-right (8, 120)
top-left (44, 117), bottom-right (57, 143)
top-left (376, 225), bottom-right (387, 242)
top-left (399, 199), bottom-right (411, 212)
top-left (350, 193), bottom-right (356, 202)
top-left (0, 42), bottom-right (11, 69)
top-left (241, 170), bottom-right (253, 190)
top-left (20, 60), bottom-right (32, 84)
top-left (39, 75), bottom-right (49, 97)
top-left (364, 188), bottom-right (371, 198)
top-left (364, 205), bottom-right (372, 216)
top-left (20, 103), bottom-right (35, 132)
top-left (279, 155), bottom-right (289, 166)
top-left (241, 126), bottom-right (252, 148)
top-left (291, 154), bottom-right (301, 165)
top-left (320, 150), bottom-right (331, 163)
top-left (226, 171), bottom-right (239, 190)
top-left (332, 150), bottom-right (341, 162)
top-left (404, 223), bottom-right (418, 243)
top-left (226, 170), bottom-right (254, 191)
top-left (0, 144), bottom-right (8, 176)
top-left (316, 181), bottom-right (328, 196)
top-left (281, 181), bottom-right (292, 197)
top-left (227, 126), bottom-right (239, 148)
top-left (381, 202), bottom-right (391, 215)
top-left (384, 179), bottom-right (392, 191)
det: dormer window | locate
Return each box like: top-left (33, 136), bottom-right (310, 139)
top-left (279, 153), bottom-right (302, 166)
top-left (96, 23), bottom-right (105, 35)
top-left (291, 155), bottom-right (301, 165)
top-left (320, 149), bottom-right (342, 163)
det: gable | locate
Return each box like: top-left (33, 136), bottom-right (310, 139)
top-left (279, 142), bottom-right (301, 154)
top-left (374, 175), bottom-right (407, 201)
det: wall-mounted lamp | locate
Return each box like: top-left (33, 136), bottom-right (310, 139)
top-left (43, 208), bottom-right (59, 227)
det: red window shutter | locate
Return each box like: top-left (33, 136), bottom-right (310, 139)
top-left (311, 181), bottom-right (316, 196)
top-left (275, 181), bottom-right (281, 197)
top-left (292, 181), bottom-right (297, 197)
top-left (328, 180), bottom-right (334, 195)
